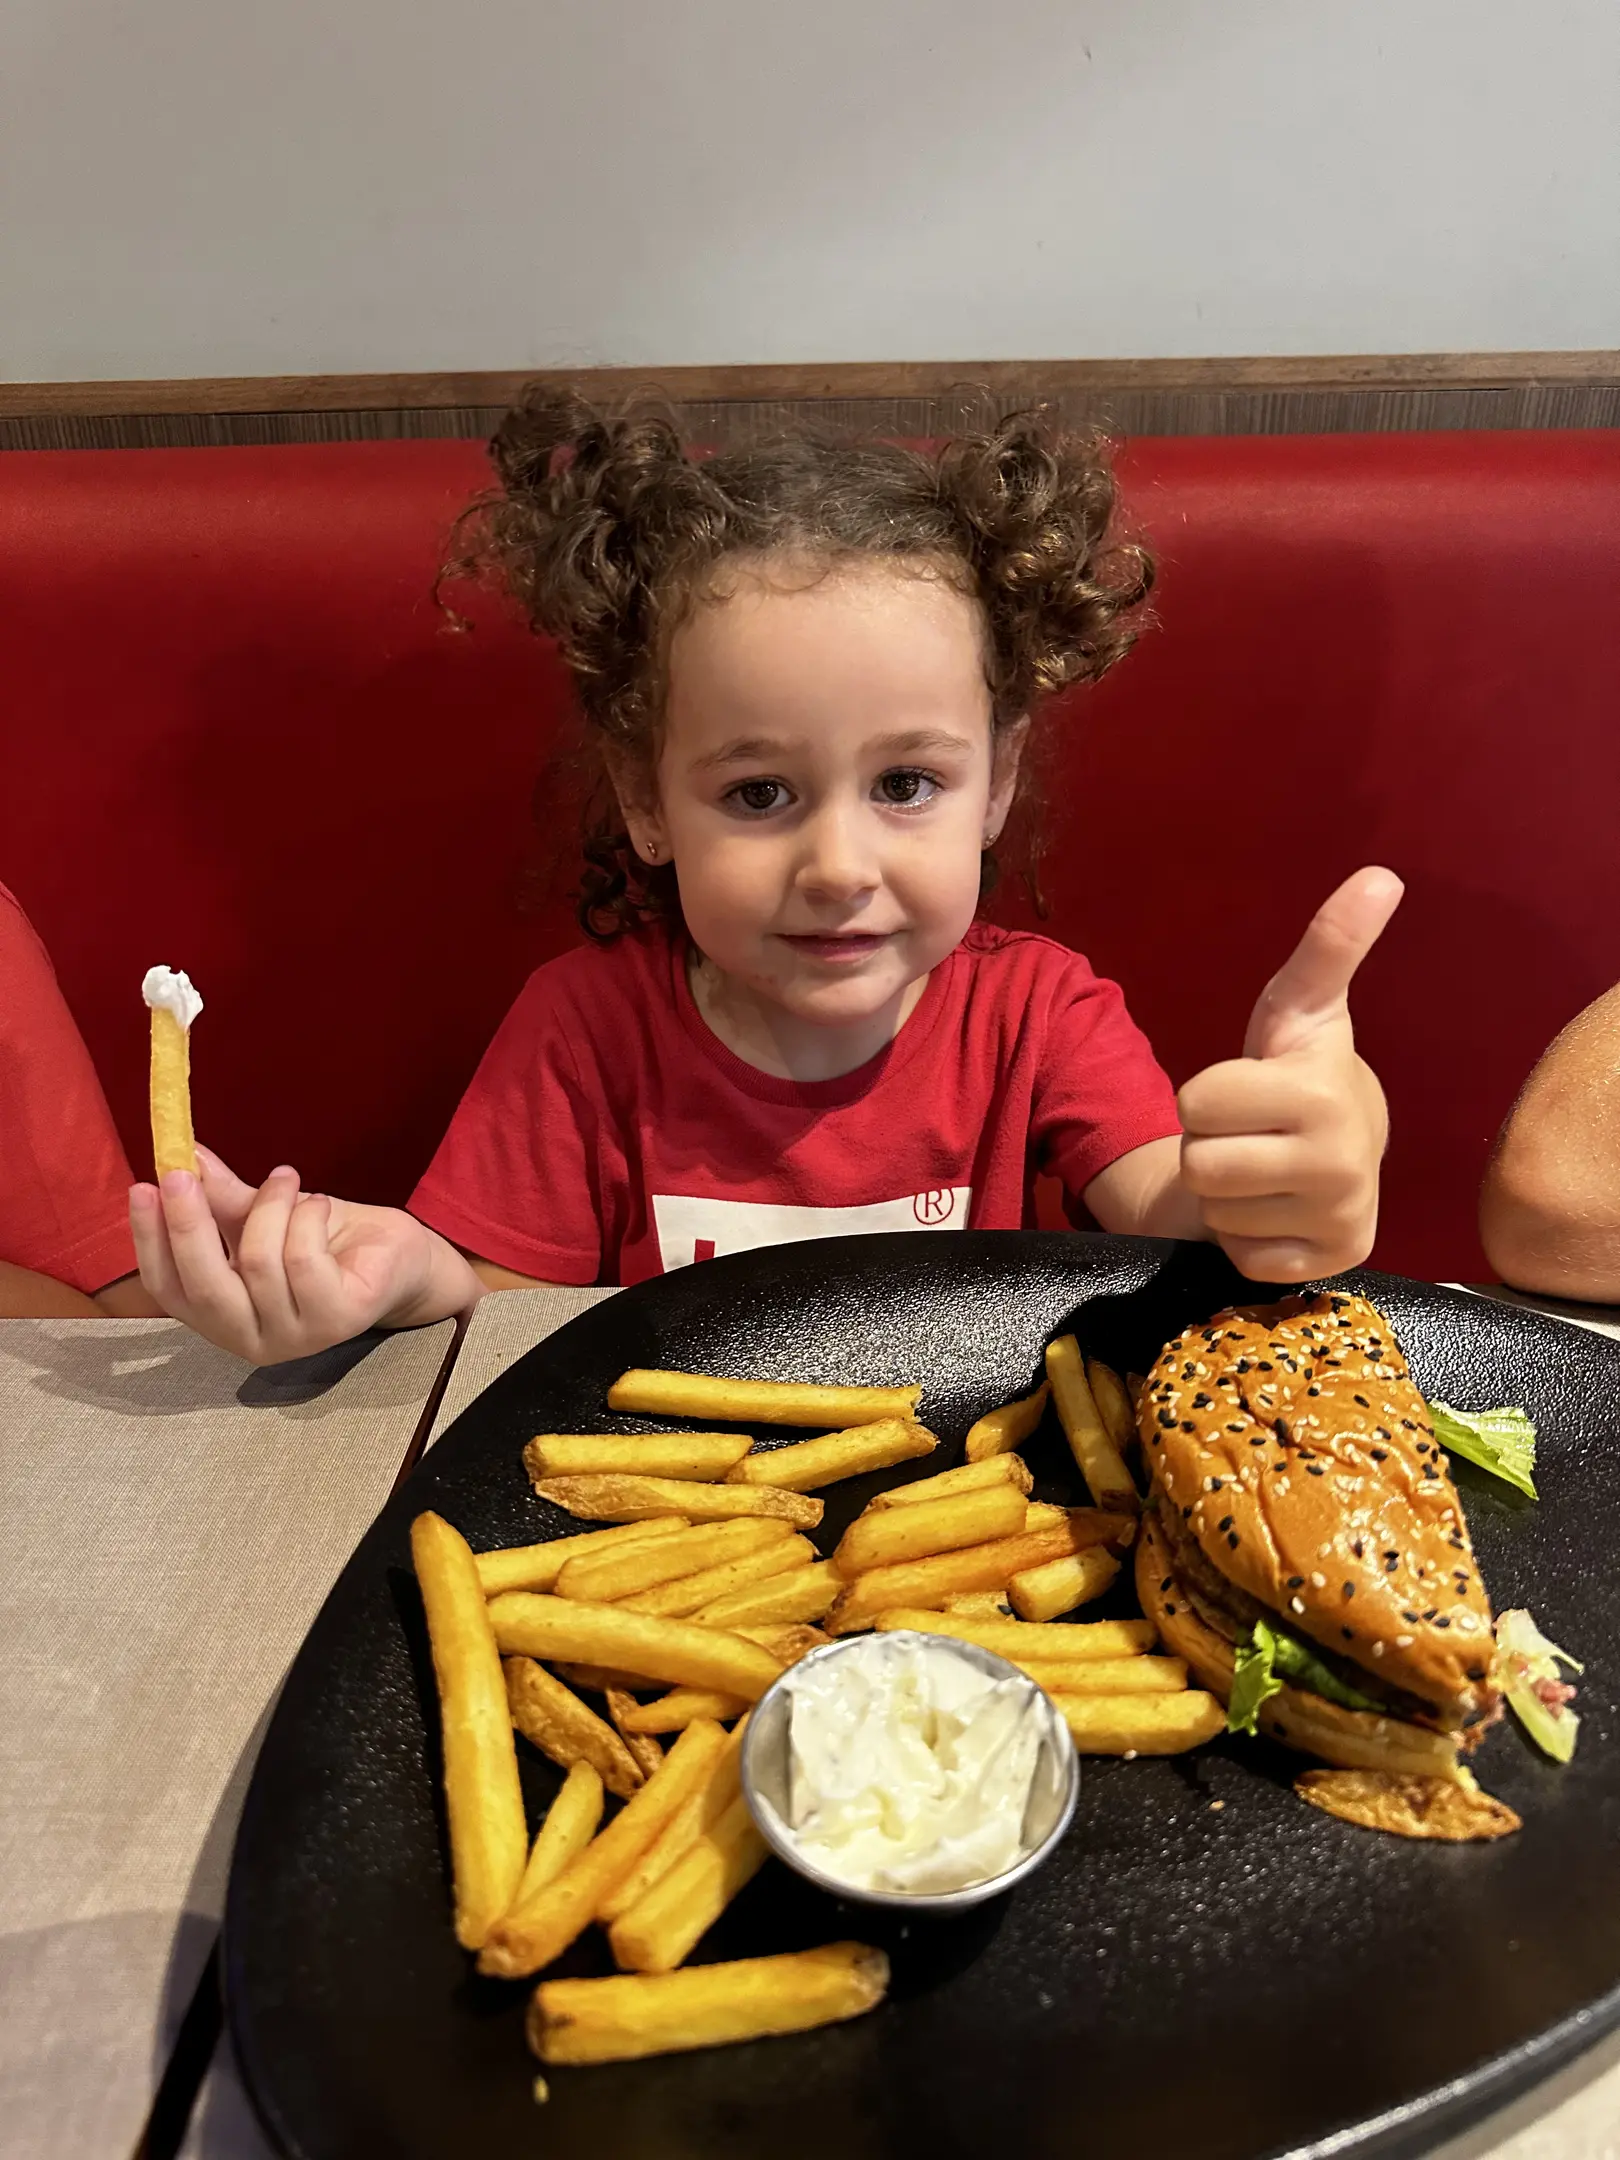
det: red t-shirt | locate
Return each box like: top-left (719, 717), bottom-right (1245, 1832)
top-left (0, 883), bottom-right (138, 1293)
top-left (411, 921), bottom-right (1181, 1288)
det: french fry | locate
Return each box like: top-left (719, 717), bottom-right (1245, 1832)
top-left (514, 1761), bottom-right (604, 1904)
top-left (873, 1608), bottom-right (1158, 1661)
top-left (556, 1517), bottom-right (795, 1604)
top-left (1086, 1361), bottom-right (1136, 1454)
top-left (531, 1473), bottom-right (823, 1530)
top-left (1023, 1501), bottom-right (1070, 1531)
top-left (732, 1623), bottom-right (830, 1662)
top-left (696, 1562), bottom-right (844, 1629)
top-left (1046, 1336), bottom-right (1139, 1513)
top-left (607, 1370), bottom-right (922, 1428)
top-left (487, 1594), bottom-right (786, 1700)
top-left (616, 1687), bottom-right (750, 1733)
top-left (725, 1417), bottom-right (937, 1491)
top-left (963, 1380), bottom-right (1049, 1462)
top-left (943, 1590), bottom-right (1014, 1619)
top-left (410, 1512), bottom-right (528, 1950)
top-left (1056, 1691), bottom-right (1226, 1754)
top-left (148, 1016), bottom-right (196, 1174)
top-left (1009, 1547), bottom-right (1120, 1622)
top-left (505, 1657), bottom-right (649, 1799)
top-left (605, 1688), bottom-right (666, 1781)
top-left (479, 1719), bottom-right (728, 1978)
top-left (1017, 1655), bottom-right (1188, 1696)
top-left (608, 1791), bottom-right (768, 1973)
top-left (528, 1942), bottom-right (890, 2065)
top-left (475, 1518), bottom-right (691, 1597)
top-left (835, 1483), bottom-right (1028, 1576)
top-left (868, 1454), bottom-right (1032, 1509)
top-left (597, 1718), bottom-right (750, 1923)
top-left (526, 1433), bottom-right (753, 1481)
top-left (617, 1534), bottom-right (814, 1618)
top-left (552, 1662), bottom-right (654, 1694)
top-left (828, 1515), bottom-right (1115, 1633)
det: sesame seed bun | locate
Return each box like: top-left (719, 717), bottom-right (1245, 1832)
top-left (1136, 1515), bottom-right (1463, 1780)
top-left (1138, 1291), bottom-right (1497, 1734)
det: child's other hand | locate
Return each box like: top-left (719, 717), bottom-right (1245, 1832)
top-left (1178, 868), bottom-right (1402, 1283)
top-left (129, 1145), bottom-right (465, 1363)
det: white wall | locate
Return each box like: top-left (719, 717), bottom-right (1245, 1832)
top-left (3, 0), bottom-right (1617, 381)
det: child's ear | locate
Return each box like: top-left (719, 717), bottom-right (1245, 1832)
top-left (604, 747), bottom-right (670, 866)
top-left (986, 716), bottom-right (1031, 839)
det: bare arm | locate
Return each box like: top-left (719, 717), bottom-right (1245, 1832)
top-left (1480, 983), bottom-right (1620, 1302)
top-left (0, 1258), bottom-right (104, 1317)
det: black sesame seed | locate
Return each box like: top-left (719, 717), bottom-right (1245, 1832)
top-left (1341, 1626), bottom-right (1354, 1640)
top-left (1307, 1385), bottom-right (1321, 1397)
top-left (1210, 1477), bottom-right (1224, 1491)
top-left (1181, 1421), bottom-right (1197, 1433)
top-left (1157, 1408), bottom-right (1176, 1429)
top-left (1227, 1422), bottom-right (1245, 1433)
top-left (1353, 1394), bottom-right (1369, 1408)
top-left (1193, 1392), bottom-right (1213, 1410)
top-left (1384, 1555), bottom-right (1399, 1571)
top-left (1422, 1608), bottom-right (1437, 1622)
top-left (1257, 1361), bottom-right (1274, 1372)
top-left (1375, 1426), bottom-right (1391, 1440)
top-left (1342, 1583), bottom-right (1355, 1599)
top-left (1403, 1610), bottom-right (1420, 1622)
top-left (1401, 1418), bottom-right (1417, 1430)
top-left (1435, 1617), bottom-right (1451, 1629)
top-left (1159, 1577), bottom-right (1173, 1593)
top-left (1182, 1505), bottom-right (1193, 1519)
top-left (1235, 1358), bottom-right (1252, 1373)
top-left (1467, 1665), bottom-right (1487, 1682)
top-left (1218, 1515), bottom-right (1234, 1531)
top-left (1249, 1435), bottom-right (1267, 1446)
top-left (1226, 1532), bottom-right (1241, 1549)
top-left (1351, 1539), bottom-right (1364, 1559)
top-left (1370, 1448), bottom-right (1388, 1462)
top-left (1287, 1575), bottom-right (1304, 1588)
top-left (1306, 1465), bottom-right (1325, 1477)
top-left (1165, 1602), bottom-right (1178, 1616)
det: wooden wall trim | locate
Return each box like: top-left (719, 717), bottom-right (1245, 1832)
top-left (3, 351), bottom-right (1617, 420)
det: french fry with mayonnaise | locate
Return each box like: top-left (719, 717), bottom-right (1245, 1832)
top-left (607, 1370), bottom-right (922, 1427)
top-left (829, 1513), bottom-right (1125, 1633)
top-left (724, 1418), bottom-right (937, 1492)
top-left (1086, 1360), bottom-right (1136, 1455)
top-left (556, 1517), bottom-right (795, 1604)
top-left (597, 1718), bottom-right (750, 1924)
top-left (1055, 1691), bottom-right (1226, 1754)
top-left (513, 1761), bottom-right (604, 1905)
top-left (410, 1512), bottom-right (528, 1950)
top-left (695, 1562), bottom-right (844, 1629)
top-left (873, 1609), bottom-right (1158, 1661)
top-left (486, 1594), bottom-right (785, 1700)
top-left (504, 1657), bottom-right (648, 1799)
top-left (1046, 1335), bottom-right (1139, 1513)
top-left (526, 1433), bottom-right (754, 1481)
top-left (866, 1453), bottom-right (1032, 1509)
top-left (530, 1471), bottom-right (823, 1530)
top-left (141, 965), bottom-right (203, 1178)
top-left (479, 1719), bottom-right (729, 1978)
top-left (616, 1534), bottom-right (815, 1618)
top-left (963, 1379), bottom-right (1050, 1462)
top-left (475, 1518), bottom-right (690, 1597)
top-left (527, 1942), bottom-right (890, 2065)
top-left (1009, 1546), bottom-right (1121, 1622)
top-left (834, 1482), bottom-right (1028, 1576)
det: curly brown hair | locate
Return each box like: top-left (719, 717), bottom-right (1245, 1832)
top-left (444, 386), bottom-right (1154, 939)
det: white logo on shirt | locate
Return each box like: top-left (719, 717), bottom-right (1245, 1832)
top-left (651, 1188), bottom-right (972, 1272)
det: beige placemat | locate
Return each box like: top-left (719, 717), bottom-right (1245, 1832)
top-left (427, 1284), bottom-right (619, 1447)
top-left (0, 1315), bottom-right (454, 2160)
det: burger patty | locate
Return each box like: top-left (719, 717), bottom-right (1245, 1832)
top-left (1149, 1487), bottom-right (1440, 1729)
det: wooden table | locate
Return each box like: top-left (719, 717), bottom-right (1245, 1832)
top-left (7, 1283), bottom-right (1617, 2158)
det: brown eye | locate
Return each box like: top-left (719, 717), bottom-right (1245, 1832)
top-left (732, 779), bottom-right (786, 813)
top-left (876, 769), bottom-right (937, 806)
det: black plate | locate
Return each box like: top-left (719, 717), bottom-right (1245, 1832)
top-left (225, 1234), bottom-right (1620, 2160)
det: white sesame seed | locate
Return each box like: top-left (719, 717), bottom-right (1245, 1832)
top-left (1290, 1596), bottom-right (1306, 1615)
top-left (1318, 1543), bottom-right (1333, 1558)
top-left (1457, 1614), bottom-right (1480, 1632)
top-left (1371, 1641), bottom-right (1386, 1657)
top-left (1309, 1571), bottom-right (1326, 1588)
top-left (1395, 1633), bottom-right (1414, 1648)
top-left (1123, 1749), bottom-right (1139, 1762)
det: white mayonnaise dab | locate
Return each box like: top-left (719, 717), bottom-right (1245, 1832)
top-left (782, 1635), bottom-right (1044, 1895)
top-left (142, 966), bottom-right (204, 1029)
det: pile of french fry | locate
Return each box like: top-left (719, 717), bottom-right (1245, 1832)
top-left (410, 1338), bottom-right (1224, 2076)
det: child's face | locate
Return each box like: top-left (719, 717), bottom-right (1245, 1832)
top-left (641, 557), bottom-right (1019, 1031)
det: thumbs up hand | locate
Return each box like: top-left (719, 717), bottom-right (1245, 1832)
top-left (1177, 867), bottom-right (1402, 1283)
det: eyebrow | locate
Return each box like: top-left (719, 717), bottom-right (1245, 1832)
top-left (689, 727), bottom-right (980, 773)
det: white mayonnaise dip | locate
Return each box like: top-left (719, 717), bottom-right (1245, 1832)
top-left (782, 1634), bottom-right (1044, 1895)
top-left (141, 965), bottom-right (204, 1029)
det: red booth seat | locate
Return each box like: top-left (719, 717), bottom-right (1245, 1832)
top-left (2, 430), bottom-right (1617, 1284)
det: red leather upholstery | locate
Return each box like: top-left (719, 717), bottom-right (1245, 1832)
top-left (3, 432), bottom-right (1616, 1282)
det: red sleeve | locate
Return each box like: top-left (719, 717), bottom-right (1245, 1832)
top-left (408, 966), bottom-right (607, 1287)
top-left (1028, 951), bottom-right (1182, 1218)
top-left (0, 887), bottom-right (138, 1292)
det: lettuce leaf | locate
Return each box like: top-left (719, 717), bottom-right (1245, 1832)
top-left (1228, 1619), bottom-right (1283, 1735)
top-left (1494, 1608), bottom-right (1582, 1762)
top-left (1227, 1616), bottom-right (1380, 1734)
top-left (1427, 1402), bottom-right (1538, 1500)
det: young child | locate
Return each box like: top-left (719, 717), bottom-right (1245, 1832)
top-left (1479, 981), bottom-right (1620, 1303)
top-left (131, 392), bottom-right (1398, 1364)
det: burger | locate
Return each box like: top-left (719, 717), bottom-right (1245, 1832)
top-left (1134, 1290), bottom-right (1501, 1781)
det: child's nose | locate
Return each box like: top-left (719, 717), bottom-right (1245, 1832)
top-left (796, 802), bottom-right (880, 902)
